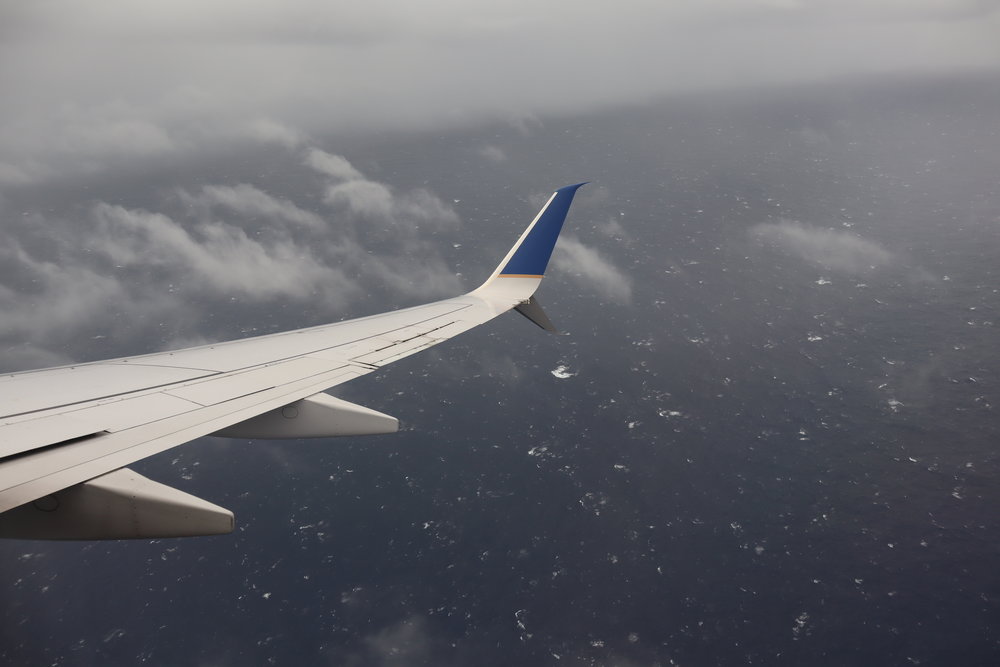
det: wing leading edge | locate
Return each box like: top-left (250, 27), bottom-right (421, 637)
top-left (0, 183), bottom-right (587, 539)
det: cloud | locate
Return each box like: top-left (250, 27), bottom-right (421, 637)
top-left (597, 217), bottom-right (629, 241)
top-left (241, 118), bottom-right (305, 148)
top-left (0, 105), bottom-right (177, 161)
top-left (751, 220), bottom-right (893, 273)
top-left (307, 149), bottom-right (461, 235)
top-left (2, 1), bottom-right (997, 187)
top-left (303, 150), bottom-right (463, 294)
top-left (362, 616), bottom-right (434, 667)
top-left (0, 235), bottom-right (145, 370)
top-left (92, 202), bottom-right (355, 302)
top-left (393, 188), bottom-right (462, 230)
top-left (478, 145), bottom-right (507, 162)
top-left (324, 180), bottom-right (396, 219)
top-left (552, 236), bottom-right (633, 302)
top-left (364, 253), bottom-right (463, 299)
top-left (0, 241), bottom-right (129, 336)
top-left (59, 116), bottom-right (176, 157)
top-left (0, 342), bottom-right (72, 372)
top-left (0, 143), bottom-right (468, 370)
top-left (178, 183), bottom-right (326, 229)
top-left (304, 148), bottom-right (364, 182)
top-left (0, 103), bottom-right (283, 182)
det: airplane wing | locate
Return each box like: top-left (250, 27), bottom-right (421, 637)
top-left (0, 183), bottom-right (587, 540)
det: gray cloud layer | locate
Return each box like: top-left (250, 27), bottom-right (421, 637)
top-left (0, 1), bottom-right (995, 368)
top-left (2, 1), bottom-right (998, 184)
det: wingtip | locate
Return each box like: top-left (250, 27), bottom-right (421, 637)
top-left (473, 182), bottom-right (588, 303)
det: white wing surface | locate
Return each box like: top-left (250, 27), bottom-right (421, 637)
top-left (0, 184), bottom-right (587, 539)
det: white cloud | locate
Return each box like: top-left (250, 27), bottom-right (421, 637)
top-left (478, 145), bottom-right (507, 162)
top-left (0, 238), bottom-right (142, 370)
top-left (0, 142), bottom-right (468, 369)
top-left (394, 189), bottom-right (461, 230)
top-left (597, 217), bottom-right (629, 240)
top-left (302, 149), bottom-right (463, 293)
top-left (0, 242), bottom-right (129, 335)
top-left (241, 118), bottom-right (305, 148)
top-left (92, 202), bottom-right (356, 303)
top-left (324, 180), bottom-right (396, 219)
top-left (751, 220), bottom-right (893, 273)
top-left (308, 150), bottom-right (460, 234)
top-left (179, 183), bottom-right (326, 229)
top-left (304, 148), bottom-right (364, 182)
top-left (552, 235), bottom-right (633, 302)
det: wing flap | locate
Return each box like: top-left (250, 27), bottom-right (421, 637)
top-left (0, 415), bottom-right (106, 458)
top-left (0, 393), bottom-right (206, 461)
top-left (350, 335), bottom-right (441, 366)
top-left (65, 392), bottom-right (202, 433)
top-left (164, 357), bottom-right (342, 406)
top-left (0, 364), bottom-right (214, 419)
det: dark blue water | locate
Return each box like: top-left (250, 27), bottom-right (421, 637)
top-left (2, 75), bottom-right (998, 665)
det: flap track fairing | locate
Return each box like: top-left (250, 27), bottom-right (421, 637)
top-left (0, 468), bottom-right (233, 540)
top-left (212, 392), bottom-right (399, 439)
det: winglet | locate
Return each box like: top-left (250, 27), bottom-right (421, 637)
top-left (473, 183), bottom-right (586, 305)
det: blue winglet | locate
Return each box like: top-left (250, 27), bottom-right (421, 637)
top-left (499, 183), bottom-right (587, 277)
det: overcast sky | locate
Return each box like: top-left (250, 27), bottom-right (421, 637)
top-left (1, 0), bottom-right (998, 370)
top-left (2, 0), bottom-right (999, 184)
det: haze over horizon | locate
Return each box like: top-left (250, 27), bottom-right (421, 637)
top-left (3, 0), bottom-right (999, 186)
